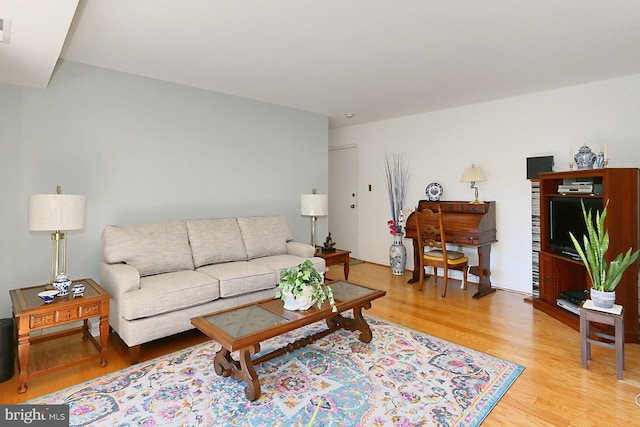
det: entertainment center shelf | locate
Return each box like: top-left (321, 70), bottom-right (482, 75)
top-left (532, 168), bottom-right (639, 343)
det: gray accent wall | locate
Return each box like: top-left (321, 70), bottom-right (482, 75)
top-left (0, 60), bottom-right (328, 318)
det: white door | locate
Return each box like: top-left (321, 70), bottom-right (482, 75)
top-left (328, 145), bottom-right (359, 258)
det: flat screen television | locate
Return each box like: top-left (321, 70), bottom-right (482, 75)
top-left (548, 196), bottom-right (603, 260)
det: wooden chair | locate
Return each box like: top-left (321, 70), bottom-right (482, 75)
top-left (414, 208), bottom-right (469, 297)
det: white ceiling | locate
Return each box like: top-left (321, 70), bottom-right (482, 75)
top-left (2, 0), bottom-right (640, 128)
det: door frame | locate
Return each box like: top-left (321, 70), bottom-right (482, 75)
top-left (328, 144), bottom-right (359, 259)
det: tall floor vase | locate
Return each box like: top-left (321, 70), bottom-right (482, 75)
top-left (389, 233), bottom-right (406, 275)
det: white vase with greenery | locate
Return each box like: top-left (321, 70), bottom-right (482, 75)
top-left (570, 199), bottom-right (639, 308)
top-left (276, 260), bottom-right (337, 312)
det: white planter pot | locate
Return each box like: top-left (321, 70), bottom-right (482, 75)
top-left (590, 288), bottom-right (616, 309)
top-left (282, 287), bottom-right (315, 311)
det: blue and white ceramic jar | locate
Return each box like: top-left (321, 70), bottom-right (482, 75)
top-left (72, 282), bottom-right (85, 297)
top-left (53, 273), bottom-right (71, 297)
top-left (574, 144), bottom-right (596, 169)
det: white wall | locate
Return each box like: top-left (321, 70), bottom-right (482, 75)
top-left (330, 74), bottom-right (640, 294)
top-left (0, 60), bottom-right (328, 319)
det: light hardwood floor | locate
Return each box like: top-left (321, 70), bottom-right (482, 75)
top-left (2, 262), bottom-right (640, 425)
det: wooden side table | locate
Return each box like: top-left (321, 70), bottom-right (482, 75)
top-left (317, 248), bottom-right (351, 280)
top-left (579, 300), bottom-right (625, 380)
top-left (9, 278), bottom-right (111, 393)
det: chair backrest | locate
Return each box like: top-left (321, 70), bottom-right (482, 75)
top-left (414, 208), bottom-right (449, 257)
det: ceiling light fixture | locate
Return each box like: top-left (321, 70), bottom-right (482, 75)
top-left (345, 113), bottom-right (356, 119)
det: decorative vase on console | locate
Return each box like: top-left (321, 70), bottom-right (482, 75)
top-left (389, 232), bottom-right (407, 276)
top-left (574, 144), bottom-right (596, 169)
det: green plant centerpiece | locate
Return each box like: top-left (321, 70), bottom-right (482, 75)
top-left (276, 259), bottom-right (337, 312)
top-left (569, 199), bottom-right (639, 308)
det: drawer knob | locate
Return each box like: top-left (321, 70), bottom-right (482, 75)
top-left (66, 311), bottom-right (71, 318)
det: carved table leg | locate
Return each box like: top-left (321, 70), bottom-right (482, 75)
top-left (327, 302), bottom-right (373, 343)
top-left (99, 314), bottom-right (109, 367)
top-left (239, 348), bottom-right (260, 401)
top-left (82, 319), bottom-right (90, 341)
top-left (472, 244), bottom-right (496, 299)
top-left (214, 347), bottom-right (239, 377)
top-left (17, 331), bottom-right (30, 393)
top-left (214, 344), bottom-right (262, 401)
top-left (343, 255), bottom-right (350, 280)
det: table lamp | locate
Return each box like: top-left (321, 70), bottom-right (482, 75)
top-left (300, 190), bottom-right (328, 254)
top-left (460, 164), bottom-right (486, 204)
top-left (29, 186), bottom-right (86, 283)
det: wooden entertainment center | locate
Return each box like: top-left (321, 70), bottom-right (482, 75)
top-left (532, 168), bottom-right (639, 342)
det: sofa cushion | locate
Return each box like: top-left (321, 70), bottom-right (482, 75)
top-left (120, 270), bottom-right (218, 320)
top-left (237, 216), bottom-right (292, 259)
top-left (249, 255), bottom-right (326, 281)
top-left (102, 221), bottom-right (195, 276)
top-left (196, 261), bottom-right (276, 298)
top-left (186, 218), bottom-right (248, 267)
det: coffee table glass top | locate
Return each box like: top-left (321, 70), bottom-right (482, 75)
top-left (201, 281), bottom-right (380, 340)
top-left (330, 281), bottom-right (377, 301)
top-left (204, 305), bottom-right (288, 338)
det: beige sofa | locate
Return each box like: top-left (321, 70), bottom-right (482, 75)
top-left (99, 216), bottom-right (325, 363)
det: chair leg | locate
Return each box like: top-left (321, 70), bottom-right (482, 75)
top-left (441, 266), bottom-right (448, 298)
top-left (417, 265), bottom-right (424, 292)
top-left (461, 265), bottom-right (468, 291)
top-left (433, 267), bottom-right (438, 284)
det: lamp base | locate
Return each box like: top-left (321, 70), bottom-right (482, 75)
top-left (469, 185), bottom-right (484, 205)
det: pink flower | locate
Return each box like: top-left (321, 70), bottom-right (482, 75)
top-left (388, 220), bottom-right (401, 235)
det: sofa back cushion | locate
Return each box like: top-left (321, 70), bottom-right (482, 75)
top-left (102, 220), bottom-right (195, 276)
top-left (237, 216), bottom-right (292, 259)
top-left (186, 218), bottom-right (248, 267)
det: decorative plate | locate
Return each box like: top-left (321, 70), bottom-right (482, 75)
top-left (425, 182), bottom-right (443, 201)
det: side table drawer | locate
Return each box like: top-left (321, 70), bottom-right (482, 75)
top-left (28, 303), bottom-right (102, 329)
top-left (30, 312), bottom-right (56, 329)
top-left (79, 303), bottom-right (101, 318)
top-left (55, 307), bottom-right (80, 322)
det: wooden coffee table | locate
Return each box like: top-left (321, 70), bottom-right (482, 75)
top-left (191, 280), bottom-right (385, 401)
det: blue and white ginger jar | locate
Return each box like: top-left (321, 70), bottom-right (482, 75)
top-left (53, 273), bottom-right (71, 296)
top-left (574, 144), bottom-right (596, 169)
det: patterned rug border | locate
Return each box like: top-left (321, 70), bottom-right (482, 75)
top-left (361, 315), bottom-right (525, 424)
top-left (26, 314), bottom-right (525, 426)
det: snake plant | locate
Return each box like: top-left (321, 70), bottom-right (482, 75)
top-left (569, 199), bottom-right (639, 292)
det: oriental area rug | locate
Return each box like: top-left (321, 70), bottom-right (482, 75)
top-left (27, 316), bottom-right (523, 426)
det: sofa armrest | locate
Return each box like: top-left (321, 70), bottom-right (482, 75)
top-left (286, 241), bottom-right (315, 258)
top-left (99, 261), bottom-right (141, 297)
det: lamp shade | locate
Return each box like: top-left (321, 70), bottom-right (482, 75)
top-left (300, 194), bottom-right (328, 216)
top-left (460, 165), bottom-right (487, 183)
top-left (29, 194), bottom-right (86, 231)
